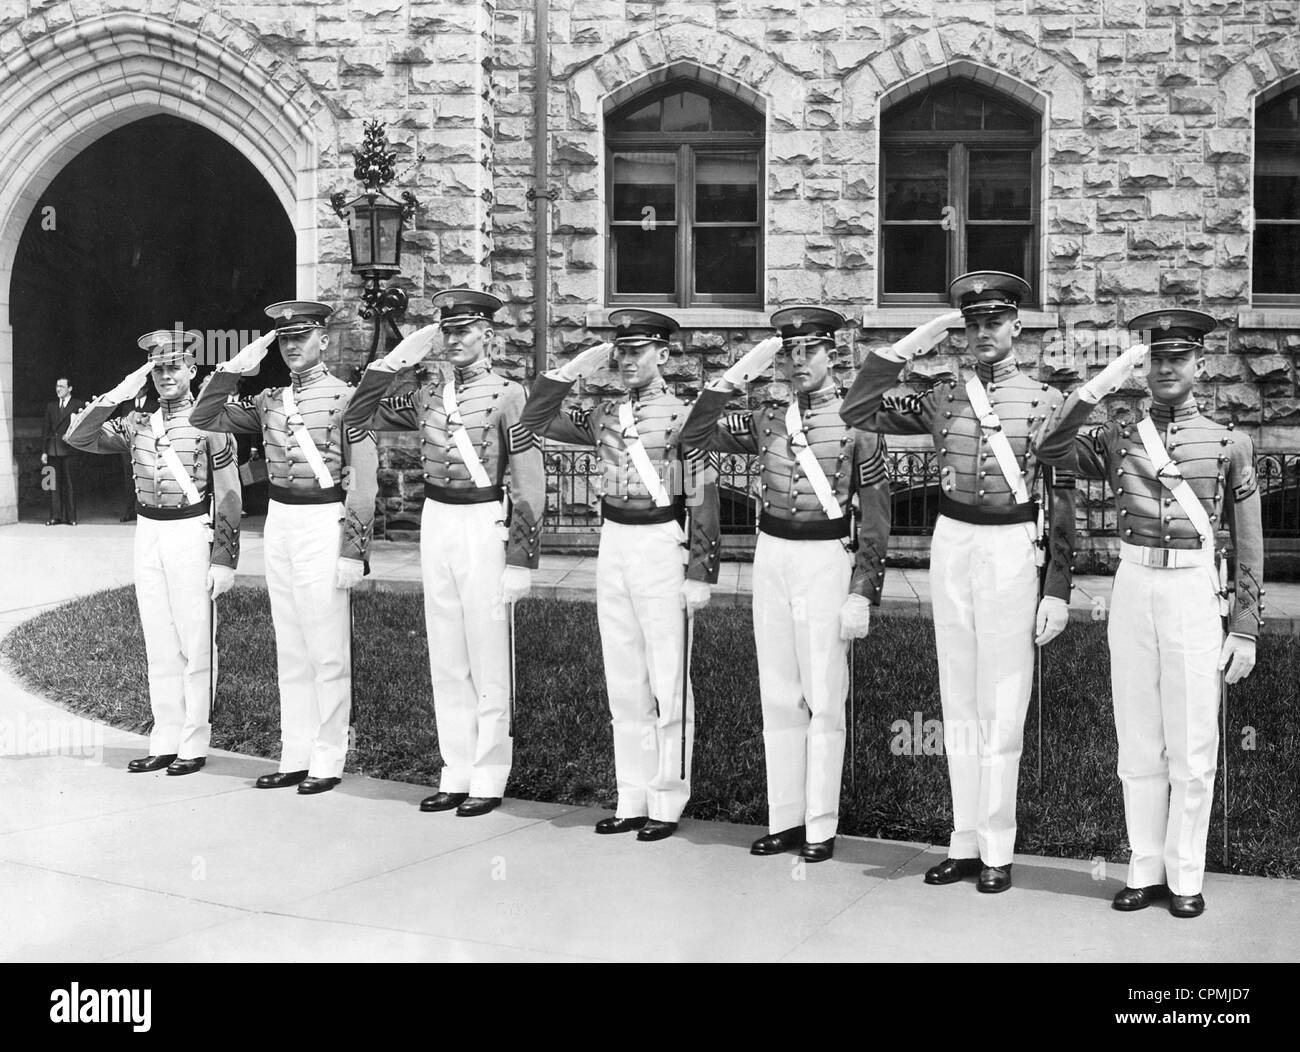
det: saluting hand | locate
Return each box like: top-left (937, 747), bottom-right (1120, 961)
top-left (103, 362), bottom-right (156, 405)
top-left (558, 342), bottom-right (613, 382)
top-left (1082, 343), bottom-right (1148, 402)
top-left (722, 336), bottom-right (783, 388)
top-left (222, 330), bottom-right (278, 375)
top-left (1034, 596), bottom-right (1069, 645)
top-left (378, 323), bottom-right (440, 372)
top-left (1218, 634), bottom-right (1257, 685)
top-left (882, 310), bottom-right (963, 363)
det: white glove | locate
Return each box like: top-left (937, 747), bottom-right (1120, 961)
top-left (680, 579), bottom-right (712, 615)
top-left (879, 311), bottom-right (963, 363)
top-left (103, 362), bottom-right (155, 405)
top-left (839, 593), bottom-right (872, 640)
top-left (1034, 595), bottom-right (1069, 646)
top-left (221, 330), bottom-right (278, 375)
top-left (335, 557), bottom-right (365, 590)
top-left (557, 343), bottom-right (613, 382)
top-left (207, 565), bottom-right (235, 600)
top-left (377, 323), bottom-right (440, 372)
top-left (1081, 344), bottom-right (1148, 403)
top-left (723, 336), bottom-right (782, 387)
top-left (1218, 634), bottom-right (1257, 685)
top-left (500, 565), bottom-right (532, 604)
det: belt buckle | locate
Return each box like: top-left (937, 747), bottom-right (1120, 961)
top-left (789, 430), bottom-right (808, 450)
top-left (978, 412), bottom-right (1002, 434)
top-left (1156, 461), bottom-right (1182, 490)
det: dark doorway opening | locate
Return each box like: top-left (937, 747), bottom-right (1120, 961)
top-left (12, 114), bottom-right (295, 522)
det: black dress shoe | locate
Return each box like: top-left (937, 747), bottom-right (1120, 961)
top-left (977, 864), bottom-right (1013, 893)
top-left (923, 857), bottom-right (982, 885)
top-left (166, 757), bottom-right (206, 776)
top-left (1169, 893), bottom-right (1205, 918)
top-left (456, 796), bottom-right (502, 817)
top-left (636, 819), bottom-right (678, 842)
top-left (595, 815), bottom-right (648, 834)
top-left (420, 791), bottom-right (468, 812)
top-left (297, 776), bottom-right (341, 795)
top-left (1112, 884), bottom-right (1170, 912)
top-left (127, 754), bottom-right (177, 773)
top-left (800, 838), bottom-right (835, 863)
top-left (750, 825), bottom-right (806, 855)
top-left (255, 770), bottom-right (308, 789)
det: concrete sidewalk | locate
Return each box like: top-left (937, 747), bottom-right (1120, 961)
top-left (1, 521), bottom-right (1297, 962)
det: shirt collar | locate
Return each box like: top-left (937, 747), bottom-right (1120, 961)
top-left (1149, 395), bottom-right (1201, 426)
top-left (160, 395), bottom-right (193, 417)
top-left (630, 378), bottom-right (668, 403)
top-left (974, 354), bottom-right (1019, 386)
top-left (453, 359), bottom-right (491, 387)
top-left (796, 379), bottom-right (840, 411)
top-left (290, 362), bottom-right (328, 392)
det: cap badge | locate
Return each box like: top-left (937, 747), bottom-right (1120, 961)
top-left (972, 279), bottom-right (986, 293)
top-left (791, 314), bottom-right (804, 329)
top-left (1158, 316), bottom-right (1171, 330)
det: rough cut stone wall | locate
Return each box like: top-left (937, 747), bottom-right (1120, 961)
top-left (5, 0), bottom-right (1300, 540)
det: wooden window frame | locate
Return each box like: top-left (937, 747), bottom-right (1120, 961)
top-left (879, 84), bottom-right (1041, 309)
top-left (606, 84), bottom-right (764, 309)
top-left (1253, 87), bottom-right (1300, 307)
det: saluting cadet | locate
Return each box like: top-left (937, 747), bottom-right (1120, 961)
top-left (190, 302), bottom-right (377, 796)
top-left (65, 330), bottom-right (241, 775)
top-left (840, 272), bottom-right (1076, 892)
top-left (343, 289), bottom-right (544, 817)
top-left (519, 309), bottom-right (721, 842)
top-left (679, 307), bottom-right (889, 863)
top-left (1035, 310), bottom-right (1263, 919)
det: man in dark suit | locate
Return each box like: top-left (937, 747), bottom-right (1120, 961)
top-left (41, 377), bottom-right (84, 525)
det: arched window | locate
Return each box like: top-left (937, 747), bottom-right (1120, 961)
top-left (606, 82), bottom-right (764, 307)
top-left (1254, 86), bottom-right (1300, 304)
top-left (880, 79), bottom-right (1040, 306)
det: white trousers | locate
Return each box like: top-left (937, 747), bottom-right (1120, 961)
top-left (421, 499), bottom-right (512, 797)
top-left (134, 515), bottom-right (213, 759)
top-left (930, 515), bottom-right (1038, 866)
top-left (264, 501), bottom-right (351, 778)
top-left (596, 519), bottom-right (693, 822)
top-left (752, 533), bottom-right (851, 844)
top-left (1108, 561), bottom-right (1224, 895)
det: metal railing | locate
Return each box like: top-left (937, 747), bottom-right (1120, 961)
top-left (540, 444), bottom-right (1300, 540)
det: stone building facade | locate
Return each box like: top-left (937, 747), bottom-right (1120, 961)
top-left (2, 0), bottom-right (1298, 561)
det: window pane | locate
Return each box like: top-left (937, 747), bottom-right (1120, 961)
top-left (932, 89), bottom-right (981, 130)
top-left (1256, 143), bottom-right (1300, 220)
top-left (1258, 88), bottom-right (1300, 130)
top-left (694, 227), bottom-right (758, 294)
top-left (882, 226), bottom-right (947, 293)
top-left (618, 99), bottom-right (662, 132)
top-left (982, 97), bottom-right (1034, 131)
top-left (695, 154), bottom-right (758, 222)
top-left (883, 149), bottom-right (948, 220)
top-left (662, 91), bottom-right (711, 132)
top-left (966, 226), bottom-right (1033, 285)
top-left (612, 152), bottom-right (677, 223)
top-left (882, 93), bottom-right (933, 132)
top-left (613, 226), bottom-right (676, 295)
top-left (711, 96), bottom-right (763, 133)
top-left (1253, 225), bottom-right (1300, 295)
top-left (969, 151), bottom-right (1033, 221)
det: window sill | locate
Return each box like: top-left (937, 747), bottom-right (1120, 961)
top-left (586, 307), bottom-right (770, 329)
top-left (859, 308), bottom-right (1061, 330)
top-left (1238, 307), bottom-right (1300, 329)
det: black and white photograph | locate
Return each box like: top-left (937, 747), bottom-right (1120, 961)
top-left (0, 0), bottom-right (1296, 1005)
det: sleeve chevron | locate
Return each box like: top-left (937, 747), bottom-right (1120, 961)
top-left (508, 422), bottom-right (541, 454)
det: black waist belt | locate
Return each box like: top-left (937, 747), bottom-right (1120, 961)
top-left (601, 499), bottom-right (683, 526)
top-left (269, 484), bottom-right (344, 506)
top-left (759, 511), bottom-right (851, 541)
top-left (939, 494), bottom-right (1039, 526)
top-left (137, 498), bottom-right (209, 521)
top-left (425, 482), bottom-right (504, 505)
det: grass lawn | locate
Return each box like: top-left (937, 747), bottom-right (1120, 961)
top-left (4, 586), bottom-right (1298, 879)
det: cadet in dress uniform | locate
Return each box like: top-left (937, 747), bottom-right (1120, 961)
top-left (519, 309), bottom-right (721, 841)
top-left (65, 330), bottom-right (241, 775)
top-left (191, 302), bottom-right (377, 795)
top-left (679, 307), bottom-right (889, 862)
top-left (839, 272), bottom-right (1076, 891)
top-left (343, 289), bottom-right (544, 817)
top-left (1035, 310), bottom-right (1263, 918)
